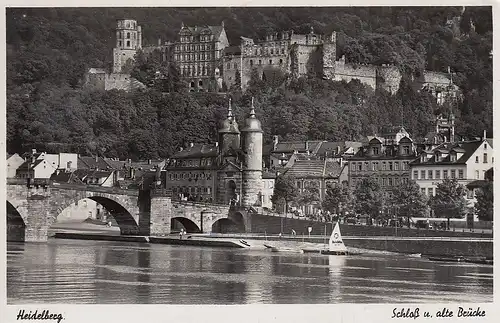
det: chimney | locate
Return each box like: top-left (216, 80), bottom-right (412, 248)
top-left (32, 148), bottom-right (37, 155)
top-left (483, 130), bottom-right (487, 140)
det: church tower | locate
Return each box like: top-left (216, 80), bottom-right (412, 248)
top-left (241, 98), bottom-right (263, 207)
top-left (113, 19), bottom-right (142, 73)
top-left (218, 98), bottom-right (240, 156)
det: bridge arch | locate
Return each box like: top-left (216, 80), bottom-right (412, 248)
top-left (52, 194), bottom-right (140, 235)
top-left (171, 217), bottom-right (201, 233)
top-left (212, 212), bottom-right (246, 233)
top-left (7, 201), bottom-right (26, 242)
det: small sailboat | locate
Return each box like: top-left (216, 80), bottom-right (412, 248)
top-left (320, 222), bottom-right (349, 256)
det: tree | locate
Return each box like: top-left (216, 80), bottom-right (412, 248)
top-left (474, 181), bottom-right (493, 221)
top-left (429, 178), bottom-right (468, 228)
top-left (322, 183), bottom-right (353, 218)
top-left (229, 68), bottom-right (242, 92)
top-left (271, 175), bottom-right (299, 214)
top-left (297, 181), bottom-right (321, 216)
top-left (391, 180), bottom-right (428, 227)
top-left (353, 177), bottom-right (385, 220)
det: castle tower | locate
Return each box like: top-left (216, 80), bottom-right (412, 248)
top-left (113, 19), bottom-right (142, 73)
top-left (241, 98), bottom-right (263, 207)
top-left (322, 31), bottom-right (336, 80)
top-left (218, 98), bottom-right (240, 155)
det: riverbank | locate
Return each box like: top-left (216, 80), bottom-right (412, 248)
top-left (48, 222), bottom-right (493, 258)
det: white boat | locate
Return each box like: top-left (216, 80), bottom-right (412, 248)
top-left (320, 222), bottom-right (349, 255)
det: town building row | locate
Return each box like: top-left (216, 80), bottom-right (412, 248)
top-left (7, 109), bottom-right (492, 222)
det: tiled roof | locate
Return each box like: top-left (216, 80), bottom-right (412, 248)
top-left (273, 140), bottom-right (323, 153)
top-left (78, 156), bottom-right (113, 170)
top-left (17, 159), bottom-right (45, 170)
top-left (181, 25), bottom-right (224, 39)
top-left (284, 160), bottom-right (342, 178)
top-left (487, 138), bottom-right (493, 148)
top-left (411, 140), bottom-right (483, 165)
top-left (50, 171), bottom-right (84, 184)
top-left (171, 144), bottom-right (218, 159)
top-left (422, 71), bottom-right (451, 84)
top-left (262, 171), bottom-right (277, 179)
top-left (88, 68), bottom-right (107, 74)
top-left (224, 46), bottom-right (241, 55)
top-left (315, 141), bottom-right (363, 156)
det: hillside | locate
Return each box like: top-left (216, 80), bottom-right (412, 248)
top-left (6, 7), bottom-right (492, 159)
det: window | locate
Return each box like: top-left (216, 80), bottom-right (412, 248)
top-left (435, 170), bottom-right (441, 179)
top-left (269, 59), bottom-right (272, 64)
top-left (373, 147), bottom-right (379, 155)
top-left (483, 170), bottom-right (486, 179)
top-left (420, 170), bottom-right (426, 180)
top-left (126, 41), bottom-right (130, 47)
top-left (250, 60), bottom-right (253, 66)
top-left (297, 181), bottom-right (302, 188)
top-left (458, 169), bottom-right (464, 179)
top-left (118, 41), bottom-right (122, 47)
top-left (483, 153), bottom-right (488, 163)
top-left (413, 170), bottom-right (418, 179)
top-left (394, 162), bottom-right (399, 170)
top-left (428, 188), bottom-right (434, 196)
top-left (382, 178), bottom-right (387, 186)
top-left (475, 170), bottom-right (479, 179)
top-left (476, 156), bottom-right (479, 163)
top-left (357, 162), bottom-right (362, 171)
top-left (403, 146), bottom-right (410, 155)
top-left (484, 143), bottom-right (487, 149)
top-left (428, 170), bottom-right (433, 180)
top-left (127, 32), bottom-right (130, 39)
top-left (271, 48), bottom-right (274, 54)
top-left (421, 188), bottom-right (425, 194)
top-left (389, 162), bottom-right (393, 170)
top-left (364, 162), bottom-right (369, 171)
top-left (227, 63), bottom-right (231, 69)
top-left (388, 178), bottom-right (393, 186)
top-left (443, 170), bottom-right (448, 178)
top-left (234, 63), bottom-right (238, 69)
top-left (259, 60), bottom-right (262, 65)
top-left (382, 162), bottom-right (387, 171)
top-left (402, 161), bottom-right (409, 170)
top-left (395, 178), bottom-right (399, 185)
top-left (351, 163), bottom-right (356, 171)
top-left (451, 170), bottom-right (456, 179)
top-left (279, 59), bottom-right (283, 65)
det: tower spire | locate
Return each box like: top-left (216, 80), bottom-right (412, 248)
top-left (250, 97), bottom-right (256, 117)
top-left (227, 98), bottom-right (233, 119)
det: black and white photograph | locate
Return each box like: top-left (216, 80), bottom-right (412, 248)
top-left (5, 5), bottom-right (494, 309)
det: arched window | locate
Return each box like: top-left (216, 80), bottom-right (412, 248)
top-left (127, 32), bottom-right (130, 39)
top-left (269, 59), bottom-right (272, 64)
top-left (126, 41), bottom-right (130, 47)
top-left (234, 63), bottom-right (238, 69)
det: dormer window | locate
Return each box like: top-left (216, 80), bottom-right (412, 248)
top-left (373, 147), bottom-right (379, 155)
top-left (403, 146), bottom-right (410, 155)
top-left (450, 153), bottom-right (457, 162)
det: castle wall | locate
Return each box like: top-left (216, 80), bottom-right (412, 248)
top-left (376, 65), bottom-right (401, 94)
top-left (334, 60), bottom-right (377, 90)
top-left (85, 73), bottom-right (106, 91)
top-left (241, 55), bottom-right (289, 90)
top-left (113, 48), bottom-right (137, 73)
top-left (223, 55), bottom-right (242, 90)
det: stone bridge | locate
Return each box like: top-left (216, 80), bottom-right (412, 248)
top-left (6, 181), bottom-right (235, 242)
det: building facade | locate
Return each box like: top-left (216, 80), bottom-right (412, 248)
top-left (410, 137), bottom-right (494, 213)
top-left (7, 153), bottom-right (25, 178)
top-left (348, 127), bottom-right (417, 196)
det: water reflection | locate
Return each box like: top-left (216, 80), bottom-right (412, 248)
top-left (7, 240), bottom-right (493, 304)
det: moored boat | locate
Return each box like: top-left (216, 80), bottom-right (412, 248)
top-left (319, 222), bottom-right (350, 256)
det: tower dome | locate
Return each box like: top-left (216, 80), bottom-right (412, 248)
top-left (219, 98), bottom-right (240, 134)
top-left (241, 98), bottom-right (263, 133)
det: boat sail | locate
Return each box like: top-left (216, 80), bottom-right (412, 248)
top-left (321, 222), bottom-right (348, 255)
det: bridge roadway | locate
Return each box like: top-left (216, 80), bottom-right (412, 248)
top-left (6, 180), bottom-right (234, 242)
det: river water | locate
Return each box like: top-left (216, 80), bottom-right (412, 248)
top-left (7, 239), bottom-right (493, 304)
